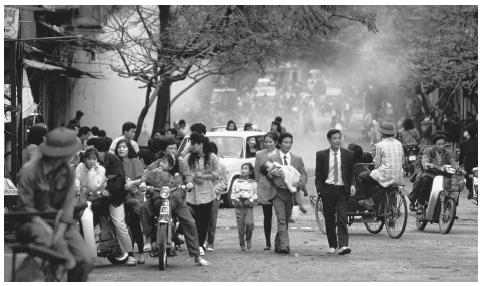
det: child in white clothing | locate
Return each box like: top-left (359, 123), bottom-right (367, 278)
top-left (231, 163), bottom-right (257, 251)
top-left (260, 160), bottom-right (307, 213)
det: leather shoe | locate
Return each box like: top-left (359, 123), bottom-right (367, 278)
top-left (278, 249), bottom-right (290, 254)
top-left (338, 246), bottom-right (351, 255)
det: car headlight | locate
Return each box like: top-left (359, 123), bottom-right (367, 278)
top-left (160, 187), bottom-right (171, 199)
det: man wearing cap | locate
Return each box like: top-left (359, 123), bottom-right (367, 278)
top-left (359, 122), bottom-right (404, 206)
top-left (16, 127), bottom-right (92, 281)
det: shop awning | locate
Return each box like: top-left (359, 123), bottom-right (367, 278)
top-left (23, 59), bottom-right (65, 71)
top-left (23, 59), bottom-right (96, 78)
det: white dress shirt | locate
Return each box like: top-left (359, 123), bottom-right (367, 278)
top-left (280, 151), bottom-right (291, 166)
top-left (325, 148), bottom-right (344, 186)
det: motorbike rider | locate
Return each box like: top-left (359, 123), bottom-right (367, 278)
top-left (16, 127), bottom-right (92, 281)
top-left (397, 118), bottom-right (421, 147)
top-left (459, 123), bottom-right (478, 200)
top-left (139, 142), bottom-right (211, 266)
top-left (86, 137), bottom-right (137, 265)
top-left (408, 133), bottom-right (458, 210)
top-left (358, 122), bottom-right (404, 206)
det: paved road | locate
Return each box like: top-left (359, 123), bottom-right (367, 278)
top-left (85, 179), bottom-right (478, 282)
top-left (5, 114), bottom-right (477, 282)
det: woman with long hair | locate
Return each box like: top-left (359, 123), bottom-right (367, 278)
top-left (226, 120), bottom-right (238, 131)
top-left (253, 131), bottom-right (280, 250)
top-left (270, 121), bottom-right (282, 135)
top-left (180, 132), bottom-right (222, 256)
top-left (397, 118), bottom-right (421, 146)
top-left (115, 139), bottom-right (146, 264)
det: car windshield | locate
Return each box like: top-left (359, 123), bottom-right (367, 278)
top-left (209, 136), bottom-right (243, 158)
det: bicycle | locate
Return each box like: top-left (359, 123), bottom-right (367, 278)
top-left (5, 211), bottom-right (68, 281)
top-left (312, 184), bottom-right (408, 239)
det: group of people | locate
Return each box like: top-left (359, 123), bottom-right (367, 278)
top-left (13, 107), bottom-right (476, 282)
top-left (15, 119), bottom-right (213, 281)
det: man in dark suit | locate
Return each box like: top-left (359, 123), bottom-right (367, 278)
top-left (315, 129), bottom-right (355, 255)
top-left (459, 123), bottom-right (477, 199)
top-left (268, 133), bottom-right (308, 254)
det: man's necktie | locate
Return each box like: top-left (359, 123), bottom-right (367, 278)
top-left (284, 155), bottom-right (288, 166)
top-left (333, 152), bottom-right (339, 183)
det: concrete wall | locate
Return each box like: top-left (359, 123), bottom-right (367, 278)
top-left (67, 50), bottom-right (206, 146)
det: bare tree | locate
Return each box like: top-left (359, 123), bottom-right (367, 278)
top-left (105, 5), bottom-right (377, 139)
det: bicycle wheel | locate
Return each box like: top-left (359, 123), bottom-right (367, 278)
top-left (439, 198), bottom-right (456, 234)
top-left (314, 196), bottom-right (326, 234)
top-left (384, 191), bottom-right (408, 239)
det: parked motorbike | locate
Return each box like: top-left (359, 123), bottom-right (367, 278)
top-left (470, 167), bottom-right (478, 205)
top-left (415, 165), bottom-right (465, 234)
top-left (403, 144), bottom-right (420, 177)
top-left (79, 191), bottom-right (128, 265)
top-left (146, 182), bottom-right (191, 270)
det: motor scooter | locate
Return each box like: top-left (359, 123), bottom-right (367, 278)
top-left (415, 165), bottom-right (465, 234)
top-left (80, 190), bottom-right (128, 265)
top-left (403, 144), bottom-right (420, 177)
top-left (146, 182), bottom-right (191, 270)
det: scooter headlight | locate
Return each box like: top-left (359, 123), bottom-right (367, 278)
top-left (160, 187), bottom-right (171, 199)
top-left (446, 167), bottom-right (456, 175)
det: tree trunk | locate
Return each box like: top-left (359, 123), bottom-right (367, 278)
top-left (152, 80), bottom-right (171, 134)
top-left (134, 84), bottom-right (153, 141)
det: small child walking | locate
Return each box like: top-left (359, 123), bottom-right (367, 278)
top-left (231, 163), bottom-right (257, 251)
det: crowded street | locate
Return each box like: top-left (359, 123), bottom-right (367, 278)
top-left (85, 183), bottom-right (478, 282)
top-left (3, 4), bottom-right (478, 283)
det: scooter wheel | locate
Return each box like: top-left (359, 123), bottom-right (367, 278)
top-left (439, 198), bottom-right (456, 234)
top-left (157, 224), bottom-right (168, 270)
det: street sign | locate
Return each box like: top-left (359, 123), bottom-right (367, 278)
top-left (4, 7), bottom-right (19, 39)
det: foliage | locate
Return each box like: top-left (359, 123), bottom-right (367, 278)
top-left (104, 5), bottom-right (378, 136)
top-left (388, 6), bottom-right (477, 91)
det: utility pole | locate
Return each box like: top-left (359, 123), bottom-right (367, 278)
top-left (9, 40), bottom-right (18, 184)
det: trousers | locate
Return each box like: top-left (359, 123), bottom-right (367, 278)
top-left (272, 188), bottom-right (293, 253)
top-left (235, 206), bottom-right (254, 246)
top-left (124, 198), bottom-right (144, 253)
top-left (321, 184), bottom-right (349, 249)
top-left (188, 201), bottom-right (213, 247)
top-left (207, 198), bottom-right (220, 246)
top-left (261, 204), bottom-right (273, 247)
top-left (91, 198), bottom-right (133, 253)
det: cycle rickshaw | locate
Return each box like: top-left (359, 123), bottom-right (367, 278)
top-left (310, 163), bottom-right (408, 239)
